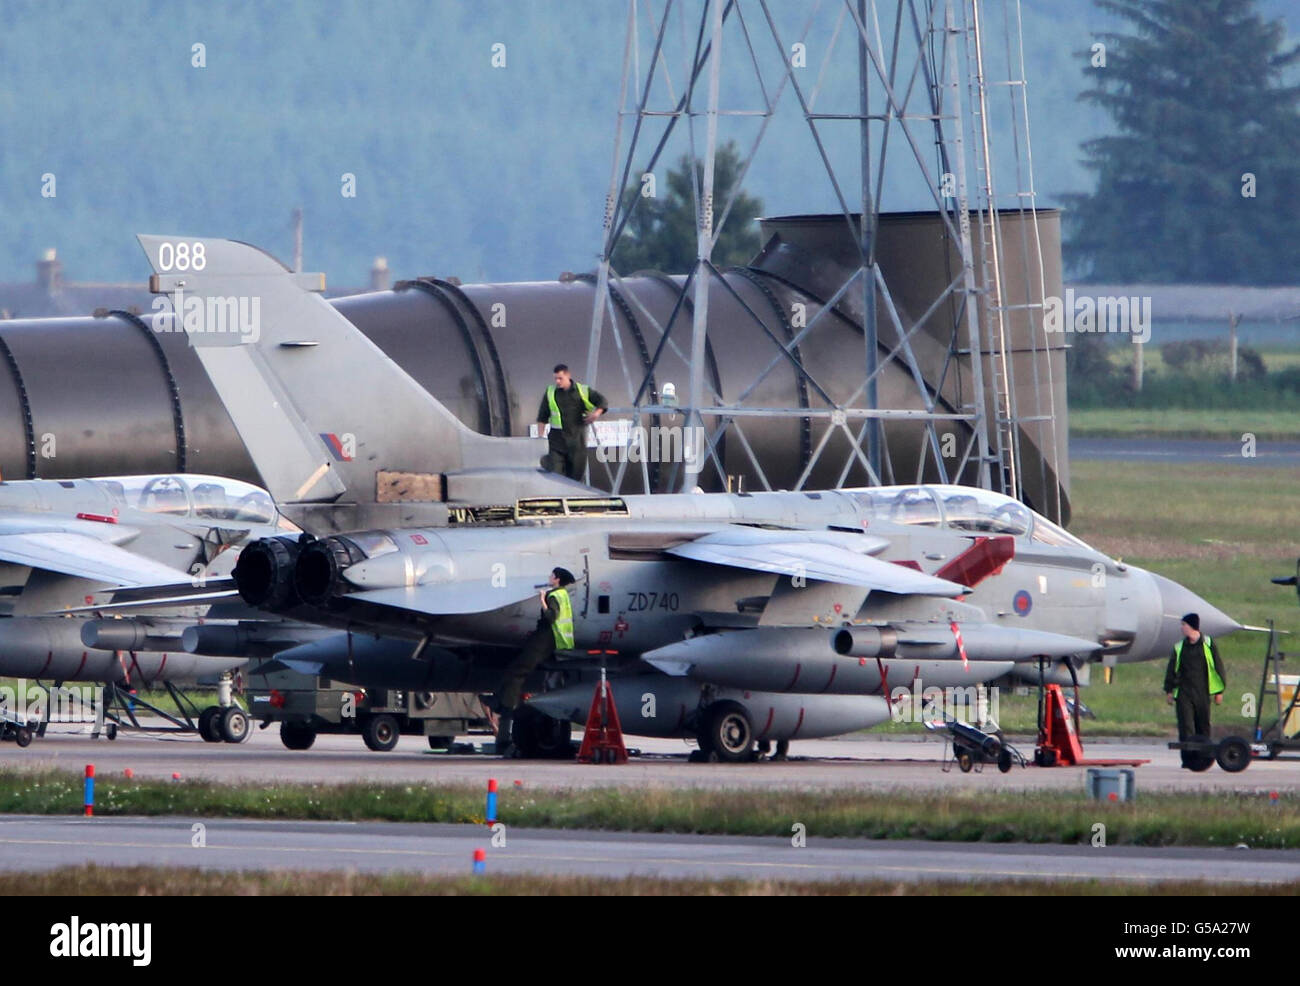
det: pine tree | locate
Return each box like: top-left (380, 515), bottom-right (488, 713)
top-left (611, 141), bottom-right (764, 275)
top-left (1066, 0), bottom-right (1300, 284)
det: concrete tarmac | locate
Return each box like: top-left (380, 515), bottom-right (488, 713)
top-left (6, 724), bottom-right (1300, 793)
top-left (1071, 437), bottom-right (1300, 466)
top-left (0, 814), bottom-right (1296, 884)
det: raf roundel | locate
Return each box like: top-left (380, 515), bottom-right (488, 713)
top-left (1012, 590), bottom-right (1032, 616)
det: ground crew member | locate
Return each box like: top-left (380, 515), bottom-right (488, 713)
top-left (495, 566), bottom-right (577, 757)
top-left (1163, 612), bottom-right (1227, 768)
top-left (536, 364), bottom-right (607, 481)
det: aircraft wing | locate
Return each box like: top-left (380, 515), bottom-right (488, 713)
top-left (349, 578), bottom-right (548, 616)
top-left (0, 532), bottom-right (193, 587)
top-left (666, 529), bottom-right (966, 597)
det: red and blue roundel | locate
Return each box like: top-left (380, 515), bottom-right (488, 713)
top-left (1013, 590), bottom-right (1032, 616)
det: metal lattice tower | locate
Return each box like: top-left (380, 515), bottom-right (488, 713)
top-left (584, 0), bottom-right (1064, 516)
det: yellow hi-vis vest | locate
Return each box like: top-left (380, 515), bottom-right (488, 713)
top-left (1173, 635), bottom-right (1224, 697)
top-left (546, 382), bottom-right (594, 428)
top-left (548, 587), bottom-right (574, 649)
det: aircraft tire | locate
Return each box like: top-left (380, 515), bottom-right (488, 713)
top-left (513, 705), bottom-right (574, 760)
top-left (198, 706), bottom-right (223, 743)
top-left (220, 707), bottom-right (250, 743)
top-left (701, 701), bottom-right (754, 763)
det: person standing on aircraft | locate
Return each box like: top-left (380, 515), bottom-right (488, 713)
top-left (495, 566), bottom-right (577, 757)
top-left (536, 364), bottom-right (607, 481)
top-left (1163, 613), bottom-right (1227, 768)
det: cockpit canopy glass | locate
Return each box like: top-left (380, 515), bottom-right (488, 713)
top-left (91, 475), bottom-right (278, 526)
top-left (847, 484), bottom-right (1086, 546)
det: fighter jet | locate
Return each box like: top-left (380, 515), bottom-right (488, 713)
top-left (136, 235), bottom-right (1240, 759)
top-left (0, 471), bottom-right (305, 741)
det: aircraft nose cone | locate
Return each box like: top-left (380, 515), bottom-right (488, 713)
top-left (1151, 572), bottom-right (1241, 640)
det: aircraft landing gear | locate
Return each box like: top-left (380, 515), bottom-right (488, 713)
top-left (698, 701), bottom-right (755, 763)
top-left (219, 706), bottom-right (250, 743)
top-left (198, 706), bottom-right (223, 743)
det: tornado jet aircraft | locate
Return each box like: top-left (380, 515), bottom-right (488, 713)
top-left (0, 472), bottom-right (308, 740)
top-left (137, 235), bottom-right (1240, 759)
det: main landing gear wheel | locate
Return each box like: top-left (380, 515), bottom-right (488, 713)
top-left (362, 714), bottom-right (400, 752)
top-left (700, 702), bottom-right (754, 763)
top-left (512, 705), bottom-right (575, 760)
top-left (957, 751), bottom-right (974, 773)
top-left (997, 747), bottom-right (1013, 773)
top-left (219, 706), bottom-right (250, 743)
top-left (198, 706), bottom-right (223, 743)
top-left (1215, 735), bottom-right (1251, 773)
top-left (14, 726), bottom-right (33, 748)
top-left (280, 722), bottom-right (317, 751)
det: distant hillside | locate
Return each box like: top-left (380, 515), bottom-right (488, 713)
top-left (0, 0), bottom-right (1295, 287)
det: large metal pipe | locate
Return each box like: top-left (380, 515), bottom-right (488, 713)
top-left (0, 211), bottom-right (1069, 520)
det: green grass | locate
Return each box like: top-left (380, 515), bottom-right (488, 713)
top-left (4, 768), bottom-right (1300, 847)
top-left (6, 864), bottom-right (1291, 896)
top-left (1069, 407), bottom-right (1300, 440)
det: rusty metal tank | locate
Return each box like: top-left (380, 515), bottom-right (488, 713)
top-left (0, 210), bottom-right (1069, 521)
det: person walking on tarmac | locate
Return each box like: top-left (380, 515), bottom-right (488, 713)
top-left (1163, 612), bottom-right (1227, 769)
top-left (536, 364), bottom-right (607, 481)
top-left (495, 567), bottom-right (577, 757)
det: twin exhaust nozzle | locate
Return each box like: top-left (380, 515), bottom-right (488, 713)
top-left (233, 534), bottom-right (365, 611)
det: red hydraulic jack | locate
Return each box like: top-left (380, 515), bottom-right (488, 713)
top-left (1035, 682), bottom-right (1148, 767)
top-left (576, 668), bottom-right (628, 765)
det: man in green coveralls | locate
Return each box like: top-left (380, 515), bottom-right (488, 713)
top-left (1163, 612), bottom-right (1227, 769)
top-left (536, 364), bottom-right (607, 481)
top-left (495, 567), bottom-right (577, 757)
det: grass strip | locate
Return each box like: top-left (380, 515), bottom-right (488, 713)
top-left (4, 768), bottom-right (1299, 848)
top-left (4, 864), bottom-right (1294, 896)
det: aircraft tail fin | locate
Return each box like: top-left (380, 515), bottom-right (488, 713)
top-left (136, 235), bottom-right (570, 512)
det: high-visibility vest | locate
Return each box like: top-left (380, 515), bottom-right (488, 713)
top-left (549, 587), bottom-right (575, 649)
top-left (1173, 635), bottom-right (1224, 697)
top-left (546, 382), bottom-right (594, 428)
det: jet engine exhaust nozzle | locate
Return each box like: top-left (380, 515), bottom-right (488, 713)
top-left (232, 536), bottom-right (303, 611)
top-left (294, 536), bottom-right (366, 607)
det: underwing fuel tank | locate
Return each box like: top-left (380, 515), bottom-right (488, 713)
top-left (0, 616), bottom-right (243, 684)
top-left (641, 625), bottom-right (1096, 694)
top-left (262, 632), bottom-right (501, 693)
top-left (526, 676), bottom-right (893, 741)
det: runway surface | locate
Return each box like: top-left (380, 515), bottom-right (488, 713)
top-left (6, 725), bottom-right (1300, 792)
top-left (0, 814), bottom-right (1295, 884)
top-left (1071, 437), bottom-right (1300, 466)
